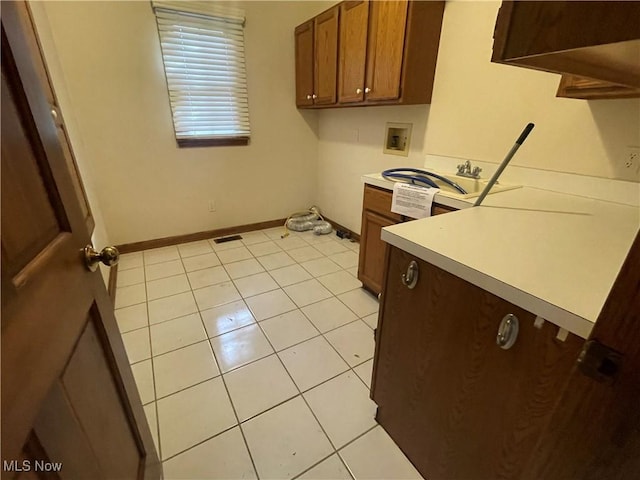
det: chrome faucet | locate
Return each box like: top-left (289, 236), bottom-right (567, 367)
top-left (456, 160), bottom-right (482, 179)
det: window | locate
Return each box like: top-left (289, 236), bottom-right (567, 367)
top-left (152, 1), bottom-right (250, 147)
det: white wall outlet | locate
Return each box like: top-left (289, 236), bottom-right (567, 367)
top-left (625, 146), bottom-right (640, 172)
top-left (208, 200), bottom-right (216, 212)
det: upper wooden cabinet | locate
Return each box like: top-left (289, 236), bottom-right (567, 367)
top-left (492, 1), bottom-right (640, 99)
top-left (362, 0), bottom-right (410, 102)
top-left (337, 1), bottom-right (369, 104)
top-left (556, 75), bottom-right (640, 100)
top-left (296, 1), bottom-right (445, 109)
top-left (294, 21), bottom-right (314, 107)
top-left (314, 7), bottom-right (339, 105)
top-left (294, 7), bottom-right (339, 107)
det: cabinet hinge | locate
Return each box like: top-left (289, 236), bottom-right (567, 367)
top-left (577, 339), bottom-right (622, 383)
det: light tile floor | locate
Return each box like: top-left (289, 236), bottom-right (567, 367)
top-left (115, 227), bottom-right (423, 480)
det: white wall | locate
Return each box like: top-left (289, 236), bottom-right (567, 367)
top-left (315, 1), bottom-right (640, 234)
top-left (35, 1), bottom-right (326, 245)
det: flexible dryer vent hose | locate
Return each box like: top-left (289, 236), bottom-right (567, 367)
top-left (283, 206), bottom-right (332, 237)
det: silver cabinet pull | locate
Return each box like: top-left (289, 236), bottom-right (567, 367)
top-left (496, 314), bottom-right (519, 349)
top-left (401, 260), bottom-right (419, 289)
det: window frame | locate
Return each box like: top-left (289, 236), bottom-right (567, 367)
top-left (152, 2), bottom-right (251, 148)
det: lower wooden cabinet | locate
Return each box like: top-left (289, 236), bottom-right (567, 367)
top-left (358, 210), bottom-right (395, 295)
top-left (371, 246), bottom-right (584, 479)
top-left (357, 184), bottom-right (455, 295)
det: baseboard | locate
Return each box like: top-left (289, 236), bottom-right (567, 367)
top-left (108, 264), bottom-right (118, 303)
top-left (116, 218), bottom-right (287, 253)
top-left (323, 216), bottom-right (360, 242)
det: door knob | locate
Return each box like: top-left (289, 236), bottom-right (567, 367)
top-left (364, 87), bottom-right (371, 93)
top-left (306, 94), bottom-right (312, 100)
top-left (356, 88), bottom-right (362, 94)
top-left (312, 94), bottom-right (317, 99)
top-left (84, 245), bottom-right (120, 272)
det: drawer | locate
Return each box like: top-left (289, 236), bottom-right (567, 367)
top-left (363, 184), bottom-right (403, 222)
top-left (433, 204), bottom-right (456, 216)
top-left (363, 184), bottom-right (456, 220)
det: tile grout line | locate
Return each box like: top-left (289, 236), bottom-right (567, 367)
top-left (126, 297), bottom-right (374, 372)
top-left (182, 247), bottom-right (260, 478)
top-left (118, 267), bottom-right (371, 336)
top-left (125, 230), bottom-right (370, 477)
top-left (142, 343), bottom-right (373, 414)
top-left (119, 237), bottom-right (360, 310)
top-left (140, 252), bottom-right (163, 463)
top-left (192, 274), bottom-right (262, 480)
top-left (247, 300), bottom-right (344, 476)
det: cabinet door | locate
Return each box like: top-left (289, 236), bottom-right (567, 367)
top-left (338, 1), bottom-right (369, 104)
top-left (294, 21), bottom-right (314, 107)
top-left (314, 6), bottom-right (339, 105)
top-left (358, 210), bottom-right (395, 295)
top-left (365, 0), bottom-right (408, 101)
top-left (556, 74), bottom-right (640, 100)
top-left (492, 1), bottom-right (640, 89)
top-left (372, 247), bottom-right (583, 479)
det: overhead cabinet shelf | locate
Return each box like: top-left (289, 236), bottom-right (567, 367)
top-left (295, 0), bottom-right (445, 109)
top-left (492, 1), bottom-right (640, 100)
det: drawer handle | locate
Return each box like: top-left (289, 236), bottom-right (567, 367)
top-left (496, 314), bottom-right (519, 350)
top-left (401, 260), bottom-right (419, 289)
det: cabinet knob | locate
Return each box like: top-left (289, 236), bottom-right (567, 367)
top-left (306, 94), bottom-right (312, 100)
top-left (356, 88), bottom-right (362, 94)
top-left (401, 260), bottom-right (419, 289)
top-left (365, 87), bottom-right (371, 93)
top-left (496, 314), bottom-right (519, 350)
top-left (312, 94), bottom-right (317, 99)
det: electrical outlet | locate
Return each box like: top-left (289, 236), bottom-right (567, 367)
top-left (625, 146), bottom-right (640, 171)
top-left (208, 200), bottom-right (216, 212)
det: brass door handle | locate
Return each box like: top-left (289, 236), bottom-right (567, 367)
top-left (84, 245), bottom-right (119, 272)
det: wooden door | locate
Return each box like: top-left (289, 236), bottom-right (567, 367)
top-left (365, 0), bottom-right (408, 101)
top-left (1, 3), bottom-right (160, 479)
top-left (313, 6), bottom-right (339, 105)
top-left (372, 247), bottom-right (584, 479)
top-left (294, 20), bottom-right (314, 107)
top-left (358, 210), bottom-right (395, 295)
top-left (338, 1), bottom-right (369, 104)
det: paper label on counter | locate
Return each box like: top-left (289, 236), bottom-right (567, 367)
top-left (391, 183), bottom-right (439, 219)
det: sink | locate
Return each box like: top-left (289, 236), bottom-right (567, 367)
top-left (431, 174), bottom-right (521, 199)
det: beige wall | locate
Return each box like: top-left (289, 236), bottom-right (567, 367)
top-left (316, 105), bottom-right (430, 233)
top-left (35, 1), bottom-right (326, 245)
top-left (33, 0), bottom-right (640, 243)
top-left (424, 1), bottom-right (640, 180)
top-left (315, 1), bottom-right (640, 233)
top-left (30, 2), bottom-right (112, 284)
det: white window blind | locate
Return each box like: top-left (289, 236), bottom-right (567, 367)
top-left (152, 1), bottom-right (250, 146)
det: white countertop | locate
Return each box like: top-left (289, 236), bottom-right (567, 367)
top-left (364, 174), bottom-right (639, 338)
